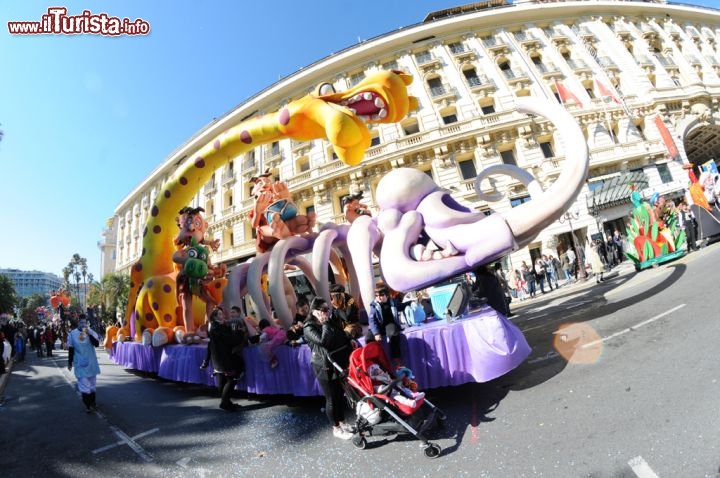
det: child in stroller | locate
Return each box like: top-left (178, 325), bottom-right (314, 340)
top-left (333, 341), bottom-right (445, 458)
top-left (367, 362), bottom-right (425, 409)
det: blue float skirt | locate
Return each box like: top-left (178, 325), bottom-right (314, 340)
top-left (265, 199), bottom-right (298, 224)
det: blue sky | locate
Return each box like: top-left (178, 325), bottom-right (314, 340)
top-left (1, 0), bottom-right (718, 282)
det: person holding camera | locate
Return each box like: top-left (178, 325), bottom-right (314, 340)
top-left (303, 297), bottom-right (355, 440)
top-left (67, 314), bottom-right (101, 413)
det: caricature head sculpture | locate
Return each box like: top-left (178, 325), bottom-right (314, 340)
top-left (343, 192), bottom-right (372, 224)
top-left (175, 206), bottom-right (209, 247)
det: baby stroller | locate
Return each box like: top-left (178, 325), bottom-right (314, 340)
top-left (331, 341), bottom-right (446, 458)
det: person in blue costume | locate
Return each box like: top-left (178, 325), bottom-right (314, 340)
top-left (67, 314), bottom-right (101, 413)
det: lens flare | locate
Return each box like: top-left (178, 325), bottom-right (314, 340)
top-left (552, 322), bottom-right (603, 364)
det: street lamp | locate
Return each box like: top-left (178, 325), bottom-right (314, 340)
top-left (559, 210), bottom-right (588, 279)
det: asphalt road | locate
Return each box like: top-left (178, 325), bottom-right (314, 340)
top-left (1, 244), bottom-right (719, 477)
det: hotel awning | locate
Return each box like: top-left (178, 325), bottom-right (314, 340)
top-left (586, 170), bottom-right (649, 215)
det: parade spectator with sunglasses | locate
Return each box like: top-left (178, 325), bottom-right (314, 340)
top-left (366, 284), bottom-right (403, 366)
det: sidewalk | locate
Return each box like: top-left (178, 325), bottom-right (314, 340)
top-left (511, 260), bottom-right (638, 311)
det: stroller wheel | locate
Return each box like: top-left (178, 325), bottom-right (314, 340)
top-left (423, 443), bottom-right (441, 459)
top-left (352, 436), bottom-right (367, 450)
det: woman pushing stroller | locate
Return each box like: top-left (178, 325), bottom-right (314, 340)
top-left (303, 296), bottom-right (358, 440)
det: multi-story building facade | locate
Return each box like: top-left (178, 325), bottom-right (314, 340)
top-left (111, 0), bottom-right (720, 279)
top-left (0, 269), bottom-right (62, 299)
top-left (97, 217), bottom-right (117, 279)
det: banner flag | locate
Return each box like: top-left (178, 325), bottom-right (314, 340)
top-left (554, 79), bottom-right (584, 108)
top-left (654, 115), bottom-right (679, 159)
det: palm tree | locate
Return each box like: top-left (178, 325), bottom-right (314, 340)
top-left (80, 257), bottom-right (88, 309)
top-left (101, 272), bottom-right (130, 325)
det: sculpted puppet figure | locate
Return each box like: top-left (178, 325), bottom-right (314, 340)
top-left (249, 170), bottom-right (316, 252)
top-left (173, 206), bottom-right (226, 342)
top-left (342, 192), bottom-right (372, 224)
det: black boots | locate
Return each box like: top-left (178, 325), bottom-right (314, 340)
top-left (81, 392), bottom-right (97, 413)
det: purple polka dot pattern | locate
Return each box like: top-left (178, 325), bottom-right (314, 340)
top-left (164, 190), bottom-right (171, 198)
top-left (180, 177), bottom-right (188, 185)
top-left (279, 108), bottom-right (290, 125)
top-left (241, 130), bottom-right (252, 144)
top-left (153, 225), bottom-right (161, 234)
top-left (152, 302), bottom-right (159, 311)
top-left (163, 284), bottom-right (172, 293)
top-left (151, 205), bottom-right (159, 217)
top-left (213, 140), bottom-right (221, 150)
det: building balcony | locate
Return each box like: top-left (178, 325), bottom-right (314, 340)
top-left (467, 75), bottom-right (497, 95)
top-left (429, 84), bottom-right (458, 103)
top-left (222, 205), bottom-right (236, 216)
top-left (415, 52), bottom-right (442, 71)
top-left (535, 62), bottom-right (561, 78)
top-left (598, 56), bottom-right (619, 71)
top-left (514, 31), bottom-right (541, 49)
top-left (567, 59), bottom-right (592, 74)
top-left (482, 37), bottom-right (510, 55)
top-left (502, 68), bottom-right (529, 85)
top-left (203, 180), bottom-right (217, 195)
top-left (242, 155), bottom-right (257, 175)
top-left (291, 140), bottom-right (311, 155)
top-left (450, 46), bottom-right (476, 62)
top-left (222, 169), bottom-right (236, 186)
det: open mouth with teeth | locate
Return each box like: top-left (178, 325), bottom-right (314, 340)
top-left (339, 92), bottom-right (388, 121)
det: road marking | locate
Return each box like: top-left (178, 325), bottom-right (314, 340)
top-left (628, 455), bottom-right (660, 478)
top-left (92, 427), bottom-right (158, 462)
top-left (581, 304), bottom-right (686, 349)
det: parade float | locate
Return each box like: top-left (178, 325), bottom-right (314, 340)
top-left (111, 70), bottom-right (591, 395)
top-left (624, 190), bottom-right (686, 271)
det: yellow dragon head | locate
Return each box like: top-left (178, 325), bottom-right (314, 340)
top-left (280, 70), bottom-right (418, 166)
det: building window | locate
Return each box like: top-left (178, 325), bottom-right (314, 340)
top-left (500, 149), bottom-right (517, 166)
top-left (442, 114), bottom-right (458, 124)
top-left (657, 163), bottom-right (673, 184)
top-left (585, 88), bottom-right (596, 99)
top-left (539, 141), bottom-right (555, 158)
top-left (427, 77), bottom-right (445, 97)
top-left (587, 181), bottom-right (604, 192)
top-left (448, 42), bottom-right (465, 54)
top-left (306, 205), bottom-right (315, 216)
top-left (458, 159), bottom-right (477, 180)
top-left (349, 71), bottom-right (365, 87)
top-left (481, 104), bottom-right (495, 114)
top-left (296, 157), bottom-right (310, 173)
top-left (510, 195), bottom-right (531, 207)
top-left (229, 232), bottom-right (235, 246)
top-left (382, 60), bottom-right (398, 71)
top-left (464, 68), bottom-right (482, 86)
top-left (370, 136), bottom-right (381, 147)
top-left (402, 120), bottom-right (420, 136)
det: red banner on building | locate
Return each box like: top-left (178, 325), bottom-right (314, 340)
top-left (595, 78), bottom-right (621, 104)
top-left (554, 79), bottom-right (584, 108)
top-left (654, 115), bottom-right (679, 159)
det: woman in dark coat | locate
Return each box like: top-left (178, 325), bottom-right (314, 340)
top-left (208, 308), bottom-right (246, 412)
top-left (303, 296), bottom-right (355, 440)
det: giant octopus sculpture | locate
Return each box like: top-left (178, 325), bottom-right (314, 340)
top-left (125, 70), bottom-right (418, 344)
top-left (225, 98), bottom-right (590, 328)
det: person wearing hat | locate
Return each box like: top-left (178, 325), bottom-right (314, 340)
top-left (67, 314), bottom-right (101, 413)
